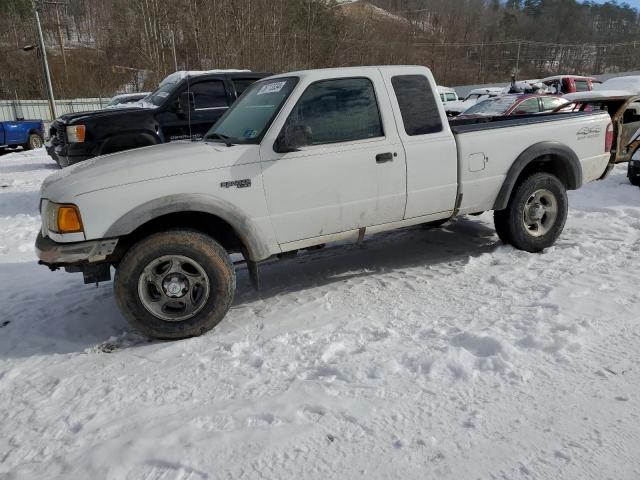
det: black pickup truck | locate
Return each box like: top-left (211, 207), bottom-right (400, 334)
top-left (46, 70), bottom-right (270, 167)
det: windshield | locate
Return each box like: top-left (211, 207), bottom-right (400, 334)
top-left (205, 77), bottom-right (298, 144)
top-left (141, 75), bottom-right (183, 107)
top-left (463, 96), bottom-right (519, 116)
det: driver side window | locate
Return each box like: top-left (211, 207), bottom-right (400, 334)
top-left (284, 77), bottom-right (384, 146)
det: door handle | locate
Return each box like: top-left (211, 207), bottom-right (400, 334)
top-left (376, 152), bottom-right (394, 163)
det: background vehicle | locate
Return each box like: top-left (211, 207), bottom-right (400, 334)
top-left (446, 87), bottom-right (505, 116)
top-left (541, 75), bottom-right (601, 94)
top-left (0, 119), bottom-right (44, 152)
top-left (104, 92), bottom-right (150, 108)
top-left (437, 85), bottom-right (471, 117)
top-left (36, 65), bottom-right (612, 340)
top-left (563, 89), bottom-right (640, 184)
top-left (456, 94), bottom-right (569, 119)
top-left (45, 70), bottom-right (270, 167)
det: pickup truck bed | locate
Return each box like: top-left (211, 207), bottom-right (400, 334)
top-left (36, 65), bottom-right (612, 340)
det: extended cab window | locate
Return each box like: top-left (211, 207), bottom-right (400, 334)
top-left (190, 80), bottom-right (228, 109)
top-left (391, 75), bottom-right (442, 135)
top-left (285, 78), bottom-right (383, 145)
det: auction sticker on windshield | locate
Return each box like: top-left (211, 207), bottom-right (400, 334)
top-left (257, 81), bottom-right (286, 95)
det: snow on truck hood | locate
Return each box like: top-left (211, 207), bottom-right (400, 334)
top-left (41, 141), bottom-right (258, 200)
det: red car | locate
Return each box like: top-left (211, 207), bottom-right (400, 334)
top-left (456, 94), bottom-right (569, 119)
top-left (541, 75), bottom-right (601, 94)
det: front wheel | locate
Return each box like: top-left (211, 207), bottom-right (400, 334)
top-left (114, 230), bottom-right (236, 339)
top-left (24, 133), bottom-right (43, 150)
top-left (493, 172), bottom-right (568, 253)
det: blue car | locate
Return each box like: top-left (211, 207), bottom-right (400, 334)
top-left (0, 119), bottom-right (45, 152)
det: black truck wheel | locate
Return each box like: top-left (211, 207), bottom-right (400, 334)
top-left (114, 230), bottom-right (236, 340)
top-left (24, 133), bottom-right (43, 150)
top-left (629, 162), bottom-right (640, 186)
top-left (493, 172), bottom-right (568, 253)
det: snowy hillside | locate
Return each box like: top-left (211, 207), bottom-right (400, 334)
top-left (0, 149), bottom-right (639, 479)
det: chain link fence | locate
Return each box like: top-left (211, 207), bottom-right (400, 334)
top-left (0, 98), bottom-right (110, 122)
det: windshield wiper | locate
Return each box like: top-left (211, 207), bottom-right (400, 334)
top-left (205, 132), bottom-right (235, 147)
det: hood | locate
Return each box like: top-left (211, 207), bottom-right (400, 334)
top-left (57, 106), bottom-right (155, 124)
top-left (41, 141), bottom-right (260, 200)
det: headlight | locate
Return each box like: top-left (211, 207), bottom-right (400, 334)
top-left (66, 125), bottom-right (86, 143)
top-left (47, 202), bottom-right (84, 234)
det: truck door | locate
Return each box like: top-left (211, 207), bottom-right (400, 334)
top-left (383, 71), bottom-right (458, 218)
top-left (260, 74), bottom-right (407, 245)
top-left (158, 79), bottom-right (230, 142)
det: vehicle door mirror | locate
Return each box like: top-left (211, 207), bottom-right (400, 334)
top-left (274, 123), bottom-right (312, 153)
top-left (178, 92), bottom-right (195, 113)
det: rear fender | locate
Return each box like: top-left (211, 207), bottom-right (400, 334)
top-left (493, 141), bottom-right (581, 211)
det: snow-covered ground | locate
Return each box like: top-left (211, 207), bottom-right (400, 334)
top-left (1, 148), bottom-right (639, 479)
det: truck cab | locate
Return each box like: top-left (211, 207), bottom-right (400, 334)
top-left (45, 70), bottom-right (269, 167)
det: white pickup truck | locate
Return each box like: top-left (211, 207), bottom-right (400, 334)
top-left (36, 66), bottom-right (613, 339)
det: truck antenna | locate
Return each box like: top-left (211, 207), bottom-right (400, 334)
top-left (186, 73), bottom-right (193, 141)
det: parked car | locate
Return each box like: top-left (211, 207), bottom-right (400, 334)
top-left (563, 88), bottom-right (640, 184)
top-left (541, 75), bottom-right (601, 94)
top-left (456, 94), bottom-right (569, 119)
top-left (462, 87), bottom-right (505, 101)
top-left (445, 87), bottom-right (505, 116)
top-left (104, 92), bottom-right (150, 109)
top-left (0, 119), bottom-right (44, 152)
top-left (36, 65), bottom-right (613, 340)
top-left (437, 85), bottom-right (469, 116)
top-left (45, 70), bottom-right (270, 167)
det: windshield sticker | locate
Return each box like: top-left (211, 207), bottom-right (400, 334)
top-left (156, 91), bottom-right (170, 98)
top-left (243, 129), bottom-right (258, 138)
top-left (257, 81), bottom-right (286, 95)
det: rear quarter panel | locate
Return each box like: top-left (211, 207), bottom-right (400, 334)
top-left (455, 112), bottom-right (611, 213)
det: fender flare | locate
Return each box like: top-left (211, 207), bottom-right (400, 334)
top-left (97, 131), bottom-right (161, 156)
top-left (493, 141), bottom-right (582, 211)
top-left (104, 194), bottom-right (273, 261)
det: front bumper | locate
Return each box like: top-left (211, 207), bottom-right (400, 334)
top-left (44, 138), bottom-right (93, 167)
top-left (36, 233), bottom-right (119, 267)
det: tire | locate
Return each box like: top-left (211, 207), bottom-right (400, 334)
top-left (629, 164), bottom-right (640, 186)
top-left (114, 229), bottom-right (236, 340)
top-left (493, 172), bottom-right (568, 253)
top-left (24, 133), bottom-right (43, 150)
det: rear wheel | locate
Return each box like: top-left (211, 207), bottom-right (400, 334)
top-left (114, 230), bottom-right (236, 339)
top-left (24, 133), bottom-right (43, 150)
top-left (493, 172), bottom-right (568, 252)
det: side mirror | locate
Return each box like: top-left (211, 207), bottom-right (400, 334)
top-left (178, 91), bottom-right (195, 113)
top-left (274, 123), bottom-right (312, 153)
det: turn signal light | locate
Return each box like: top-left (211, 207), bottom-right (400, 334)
top-left (57, 205), bottom-right (83, 233)
top-left (66, 124), bottom-right (86, 143)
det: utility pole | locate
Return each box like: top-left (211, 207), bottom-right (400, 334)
top-left (32, 0), bottom-right (57, 120)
